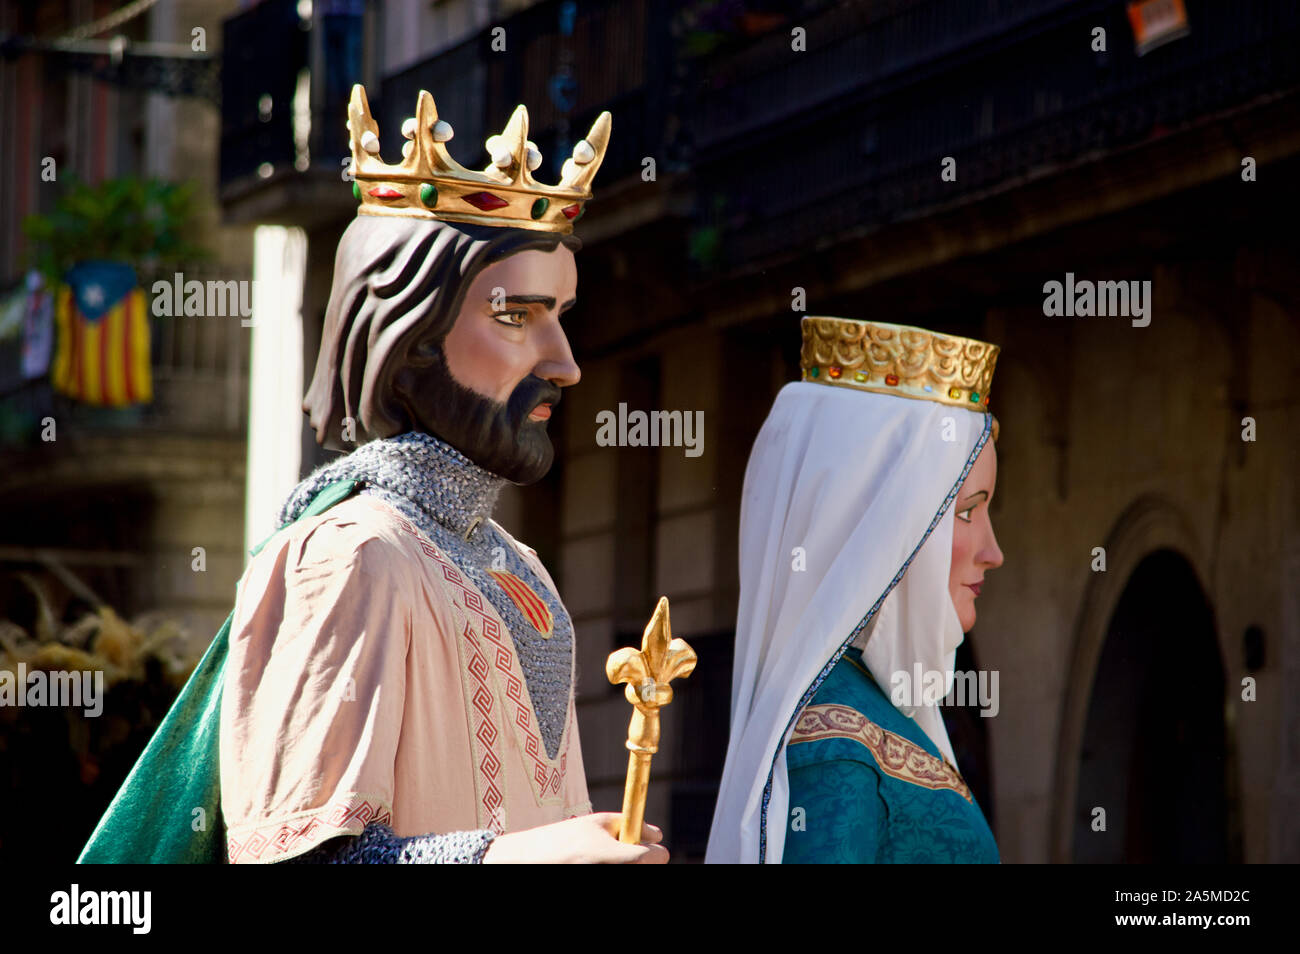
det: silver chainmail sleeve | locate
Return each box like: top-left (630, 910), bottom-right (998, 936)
top-left (283, 822), bottom-right (496, 864)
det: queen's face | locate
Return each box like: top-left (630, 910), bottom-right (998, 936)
top-left (948, 440), bottom-right (1004, 632)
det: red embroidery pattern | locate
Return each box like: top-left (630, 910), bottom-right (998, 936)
top-left (790, 703), bottom-right (972, 802)
top-left (392, 515), bottom-right (568, 808)
top-left (462, 617), bottom-right (505, 831)
top-left (478, 603), bottom-right (567, 796)
top-left (227, 797), bottom-right (393, 863)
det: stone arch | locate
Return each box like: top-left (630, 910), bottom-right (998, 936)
top-left (1049, 493), bottom-right (1221, 862)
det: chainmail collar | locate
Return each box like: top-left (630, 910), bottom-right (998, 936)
top-left (278, 431), bottom-right (507, 540)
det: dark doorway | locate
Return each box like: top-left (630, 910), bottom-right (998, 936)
top-left (1072, 549), bottom-right (1234, 862)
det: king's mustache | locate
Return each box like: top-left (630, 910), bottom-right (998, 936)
top-left (506, 376), bottom-right (562, 421)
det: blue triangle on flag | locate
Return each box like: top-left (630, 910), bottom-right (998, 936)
top-left (65, 261), bottom-right (137, 322)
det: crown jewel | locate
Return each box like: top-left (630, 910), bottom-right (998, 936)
top-left (345, 84), bottom-right (611, 233)
top-left (800, 317), bottom-right (1000, 419)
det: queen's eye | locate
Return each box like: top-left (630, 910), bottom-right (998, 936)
top-left (956, 506), bottom-right (975, 523)
top-left (493, 309), bottom-right (527, 328)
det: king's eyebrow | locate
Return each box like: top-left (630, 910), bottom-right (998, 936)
top-left (487, 294), bottom-right (576, 314)
top-left (496, 294), bottom-right (556, 308)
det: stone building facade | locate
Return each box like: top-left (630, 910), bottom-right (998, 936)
top-left (221, 0), bottom-right (1299, 863)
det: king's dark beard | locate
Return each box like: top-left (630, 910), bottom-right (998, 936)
top-left (401, 349), bottom-right (562, 485)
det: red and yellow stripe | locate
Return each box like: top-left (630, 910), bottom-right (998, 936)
top-left (488, 570), bottom-right (555, 638)
top-left (51, 285), bottom-right (152, 407)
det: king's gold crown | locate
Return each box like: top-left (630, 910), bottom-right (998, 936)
top-left (345, 84), bottom-right (610, 233)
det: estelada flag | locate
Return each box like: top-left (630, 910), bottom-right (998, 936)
top-left (51, 261), bottom-right (152, 406)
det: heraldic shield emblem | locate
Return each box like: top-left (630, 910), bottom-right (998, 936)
top-left (487, 570), bottom-right (555, 638)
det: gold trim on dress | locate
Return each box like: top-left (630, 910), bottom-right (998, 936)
top-left (790, 703), bottom-right (973, 802)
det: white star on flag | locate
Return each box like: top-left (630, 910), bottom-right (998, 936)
top-left (82, 284), bottom-right (105, 309)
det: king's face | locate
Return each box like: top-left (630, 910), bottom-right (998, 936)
top-left (442, 244), bottom-right (581, 411)
top-left (397, 241), bottom-right (580, 484)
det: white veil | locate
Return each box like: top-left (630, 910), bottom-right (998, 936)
top-left (705, 381), bottom-right (992, 864)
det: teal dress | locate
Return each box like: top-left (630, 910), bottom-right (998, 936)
top-left (782, 648), bottom-right (999, 863)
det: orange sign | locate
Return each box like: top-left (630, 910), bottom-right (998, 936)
top-left (1127, 0), bottom-right (1190, 56)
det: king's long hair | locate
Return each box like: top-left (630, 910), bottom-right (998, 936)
top-left (304, 215), bottom-right (581, 450)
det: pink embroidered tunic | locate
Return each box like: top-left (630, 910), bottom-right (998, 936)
top-left (219, 495), bottom-right (591, 863)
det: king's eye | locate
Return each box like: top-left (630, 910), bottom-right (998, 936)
top-left (493, 309), bottom-right (527, 327)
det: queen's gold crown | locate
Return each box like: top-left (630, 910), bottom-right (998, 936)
top-left (801, 317), bottom-right (1000, 430)
top-left (345, 84), bottom-right (610, 234)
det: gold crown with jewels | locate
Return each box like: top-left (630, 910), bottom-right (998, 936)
top-left (345, 84), bottom-right (611, 233)
top-left (800, 316), bottom-right (1001, 438)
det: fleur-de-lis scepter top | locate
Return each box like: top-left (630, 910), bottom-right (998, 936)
top-left (605, 596), bottom-right (696, 845)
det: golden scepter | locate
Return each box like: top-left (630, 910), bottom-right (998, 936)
top-left (605, 596), bottom-right (696, 845)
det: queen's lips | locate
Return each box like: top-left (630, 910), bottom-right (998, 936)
top-left (964, 582), bottom-right (982, 596)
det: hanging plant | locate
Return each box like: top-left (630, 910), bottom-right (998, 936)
top-left (21, 176), bottom-right (208, 287)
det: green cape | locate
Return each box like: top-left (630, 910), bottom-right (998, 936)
top-left (77, 479), bottom-right (362, 864)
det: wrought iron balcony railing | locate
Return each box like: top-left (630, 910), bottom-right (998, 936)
top-left (218, 0), bottom-right (674, 205)
top-left (217, 0), bottom-right (1300, 271)
top-left (220, 0), bottom-right (312, 190)
top-left (378, 0), bottom-right (672, 192)
top-left (686, 0), bottom-right (1300, 270)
